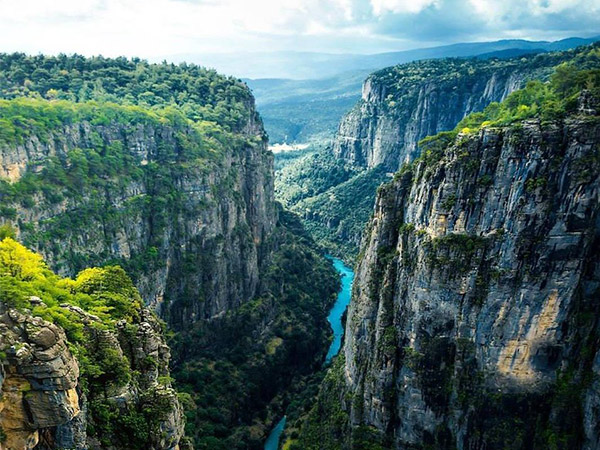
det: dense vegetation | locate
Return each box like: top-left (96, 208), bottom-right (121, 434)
top-left (172, 210), bottom-right (339, 449)
top-left (457, 64), bottom-right (600, 132)
top-left (275, 148), bottom-right (362, 207)
top-left (294, 168), bottom-right (388, 262)
top-left (0, 53), bottom-right (255, 132)
top-left (0, 95), bottom-right (258, 280)
top-left (0, 52), bottom-right (342, 449)
top-left (274, 149), bottom-right (387, 263)
top-left (370, 44), bottom-right (600, 118)
top-left (273, 44), bottom-right (600, 266)
top-left (0, 237), bottom-right (176, 449)
top-left (0, 53), bottom-right (267, 277)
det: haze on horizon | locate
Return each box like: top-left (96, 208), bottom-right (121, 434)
top-left (0, 0), bottom-right (598, 78)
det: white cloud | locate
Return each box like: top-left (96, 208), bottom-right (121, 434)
top-left (0, 0), bottom-right (364, 55)
top-left (0, 0), bottom-right (597, 58)
top-left (370, 0), bottom-right (438, 15)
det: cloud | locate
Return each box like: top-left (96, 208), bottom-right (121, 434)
top-left (370, 0), bottom-right (439, 15)
top-left (0, 0), bottom-right (597, 58)
top-left (365, 0), bottom-right (600, 43)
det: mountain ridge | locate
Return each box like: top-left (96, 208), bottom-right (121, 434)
top-left (292, 57), bottom-right (600, 448)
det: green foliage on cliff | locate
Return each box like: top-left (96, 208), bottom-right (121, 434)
top-left (372, 43), bottom-right (600, 119)
top-left (287, 356), bottom-right (351, 450)
top-left (0, 52), bottom-right (255, 132)
top-left (295, 167), bottom-right (388, 263)
top-left (287, 356), bottom-right (390, 450)
top-left (395, 58), bottom-right (600, 186)
top-left (0, 93), bottom-right (261, 279)
top-left (0, 237), bottom-right (139, 328)
top-left (172, 210), bottom-right (339, 449)
top-left (0, 54), bottom-right (264, 263)
top-left (457, 75), bottom-right (598, 134)
top-left (0, 238), bottom-right (176, 449)
top-left (455, 62), bottom-right (600, 133)
top-left (275, 149), bottom-right (388, 262)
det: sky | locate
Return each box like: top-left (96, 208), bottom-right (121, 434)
top-left (0, 0), bottom-right (598, 59)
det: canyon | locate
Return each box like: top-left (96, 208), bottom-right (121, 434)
top-left (292, 43), bottom-right (600, 449)
top-left (0, 41), bottom-right (598, 450)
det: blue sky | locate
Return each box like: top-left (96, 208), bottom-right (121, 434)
top-left (0, 0), bottom-right (598, 57)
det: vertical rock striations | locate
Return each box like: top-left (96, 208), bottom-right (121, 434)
top-left (298, 84), bottom-right (600, 448)
top-left (0, 100), bottom-right (276, 330)
top-left (0, 54), bottom-right (340, 448)
top-left (332, 49), bottom-right (589, 172)
top-left (280, 48), bottom-right (597, 262)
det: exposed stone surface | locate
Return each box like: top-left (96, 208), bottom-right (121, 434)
top-left (332, 52), bottom-right (580, 172)
top-left (0, 104), bottom-right (276, 332)
top-left (0, 304), bottom-right (185, 450)
top-left (0, 309), bottom-right (80, 450)
top-left (335, 112), bottom-right (600, 447)
top-left (289, 52), bottom-right (586, 262)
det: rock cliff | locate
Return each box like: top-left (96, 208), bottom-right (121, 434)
top-left (297, 81), bottom-right (600, 448)
top-left (279, 49), bottom-right (598, 263)
top-left (332, 48), bottom-right (588, 172)
top-left (0, 243), bottom-right (185, 450)
top-left (0, 309), bottom-right (80, 450)
top-left (0, 54), bottom-right (339, 448)
top-left (0, 100), bottom-right (275, 330)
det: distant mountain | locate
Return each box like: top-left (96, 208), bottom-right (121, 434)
top-left (245, 71), bottom-right (367, 144)
top-left (164, 36), bottom-right (600, 80)
top-left (243, 36), bottom-right (600, 143)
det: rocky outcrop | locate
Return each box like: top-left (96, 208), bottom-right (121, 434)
top-left (283, 50), bottom-right (594, 263)
top-left (332, 50), bottom-right (581, 172)
top-left (316, 108), bottom-right (600, 448)
top-left (0, 303), bottom-right (185, 450)
top-left (0, 104), bottom-right (276, 330)
top-left (0, 309), bottom-right (80, 450)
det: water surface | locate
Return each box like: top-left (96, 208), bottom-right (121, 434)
top-left (324, 257), bottom-right (354, 364)
top-left (264, 257), bottom-right (354, 449)
top-left (264, 416), bottom-right (286, 450)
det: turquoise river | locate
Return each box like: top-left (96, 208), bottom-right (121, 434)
top-left (264, 256), bottom-right (354, 450)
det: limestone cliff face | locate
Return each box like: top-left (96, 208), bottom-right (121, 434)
top-left (0, 101), bottom-right (276, 330)
top-left (0, 309), bottom-right (79, 450)
top-left (338, 109), bottom-right (600, 448)
top-left (332, 52), bottom-right (577, 172)
top-left (0, 304), bottom-right (184, 450)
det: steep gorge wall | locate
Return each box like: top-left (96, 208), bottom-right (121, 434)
top-left (0, 294), bottom-right (184, 450)
top-left (332, 50), bottom-right (582, 172)
top-left (300, 102), bottom-right (600, 448)
top-left (0, 64), bottom-right (342, 447)
top-left (284, 51), bottom-right (591, 263)
top-left (0, 102), bottom-right (276, 330)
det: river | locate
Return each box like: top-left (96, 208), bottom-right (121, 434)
top-left (264, 256), bottom-right (354, 450)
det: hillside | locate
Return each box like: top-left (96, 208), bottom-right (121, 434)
top-left (0, 53), bottom-right (339, 449)
top-left (293, 56), bottom-right (600, 450)
top-left (276, 43), bottom-right (600, 263)
top-left (0, 236), bottom-right (185, 449)
top-left (247, 36), bottom-right (600, 144)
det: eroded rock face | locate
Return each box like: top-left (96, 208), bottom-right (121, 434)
top-left (0, 309), bottom-right (80, 450)
top-left (116, 311), bottom-right (185, 450)
top-left (332, 53), bottom-right (577, 172)
top-left (0, 102), bottom-right (276, 332)
top-left (0, 303), bottom-right (185, 450)
top-left (339, 113), bottom-right (600, 448)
